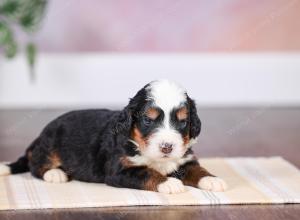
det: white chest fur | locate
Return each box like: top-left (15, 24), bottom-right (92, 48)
top-left (127, 154), bottom-right (194, 175)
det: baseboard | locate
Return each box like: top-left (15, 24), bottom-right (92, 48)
top-left (1, 53), bottom-right (300, 108)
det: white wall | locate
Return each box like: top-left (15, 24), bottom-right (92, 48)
top-left (1, 53), bottom-right (300, 108)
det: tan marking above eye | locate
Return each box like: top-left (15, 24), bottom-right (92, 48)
top-left (146, 107), bottom-right (160, 120)
top-left (176, 107), bottom-right (188, 121)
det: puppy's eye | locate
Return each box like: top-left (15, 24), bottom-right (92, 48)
top-left (179, 119), bottom-right (187, 128)
top-left (143, 116), bottom-right (154, 126)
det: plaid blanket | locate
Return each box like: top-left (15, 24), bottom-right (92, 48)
top-left (0, 157), bottom-right (300, 210)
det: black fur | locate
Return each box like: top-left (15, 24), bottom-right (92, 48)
top-left (8, 139), bottom-right (37, 174)
top-left (187, 95), bottom-right (201, 139)
top-left (7, 82), bottom-right (209, 192)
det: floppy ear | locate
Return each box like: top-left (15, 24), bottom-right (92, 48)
top-left (187, 95), bottom-right (201, 139)
top-left (113, 106), bottom-right (133, 136)
top-left (113, 87), bottom-right (146, 136)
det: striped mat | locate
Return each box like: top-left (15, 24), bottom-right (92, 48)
top-left (0, 157), bottom-right (300, 210)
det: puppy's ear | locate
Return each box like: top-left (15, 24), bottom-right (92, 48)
top-left (113, 87), bottom-right (146, 136)
top-left (114, 106), bottom-right (132, 136)
top-left (187, 95), bottom-right (201, 139)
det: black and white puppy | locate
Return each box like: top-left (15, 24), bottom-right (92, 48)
top-left (0, 80), bottom-right (227, 193)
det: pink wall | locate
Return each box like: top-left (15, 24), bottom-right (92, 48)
top-left (32, 0), bottom-right (300, 52)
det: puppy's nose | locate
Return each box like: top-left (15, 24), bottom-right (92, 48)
top-left (160, 142), bottom-right (173, 154)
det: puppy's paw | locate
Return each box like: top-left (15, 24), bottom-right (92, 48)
top-left (198, 176), bottom-right (227, 192)
top-left (0, 164), bottom-right (11, 176)
top-left (157, 177), bottom-right (186, 194)
top-left (43, 169), bottom-right (68, 183)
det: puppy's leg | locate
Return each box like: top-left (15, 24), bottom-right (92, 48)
top-left (43, 169), bottom-right (68, 183)
top-left (30, 148), bottom-right (69, 183)
top-left (173, 160), bottom-right (227, 192)
top-left (105, 166), bottom-right (185, 194)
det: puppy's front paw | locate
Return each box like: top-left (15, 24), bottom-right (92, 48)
top-left (43, 169), bottom-right (68, 183)
top-left (157, 177), bottom-right (186, 194)
top-left (198, 176), bottom-right (227, 192)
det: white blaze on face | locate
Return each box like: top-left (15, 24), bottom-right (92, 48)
top-left (145, 80), bottom-right (187, 159)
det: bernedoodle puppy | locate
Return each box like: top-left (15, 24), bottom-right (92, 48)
top-left (0, 80), bottom-right (227, 193)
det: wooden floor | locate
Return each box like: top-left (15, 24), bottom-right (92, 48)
top-left (0, 108), bottom-right (300, 220)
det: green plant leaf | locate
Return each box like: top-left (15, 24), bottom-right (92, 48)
top-left (0, 21), bottom-right (13, 45)
top-left (20, 13), bottom-right (35, 28)
top-left (26, 42), bottom-right (36, 81)
top-left (0, 21), bottom-right (17, 58)
top-left (5, 40), bottom-right (17, 58)
top-left (0, 0), bottom-right (48, 81)
top-left (18, 0), bottom-right (48, 32)
top-left (0, 0), bottom-right (19, 14)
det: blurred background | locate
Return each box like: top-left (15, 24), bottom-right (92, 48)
top-left (1, 0), bottom-right (300, 108)
top-left (0, 0), bottom-right (300, 163)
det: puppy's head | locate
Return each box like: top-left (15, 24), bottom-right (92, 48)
top-left (117, 80), bottom-right (201, 161)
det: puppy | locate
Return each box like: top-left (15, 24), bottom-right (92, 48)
top-left (0, 80), bottom-right (227, 193)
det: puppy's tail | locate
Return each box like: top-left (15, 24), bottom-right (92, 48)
top-left (0, 138), bottom-right (39, 176)
top-left (0, 155), bottom-right (29, 176)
